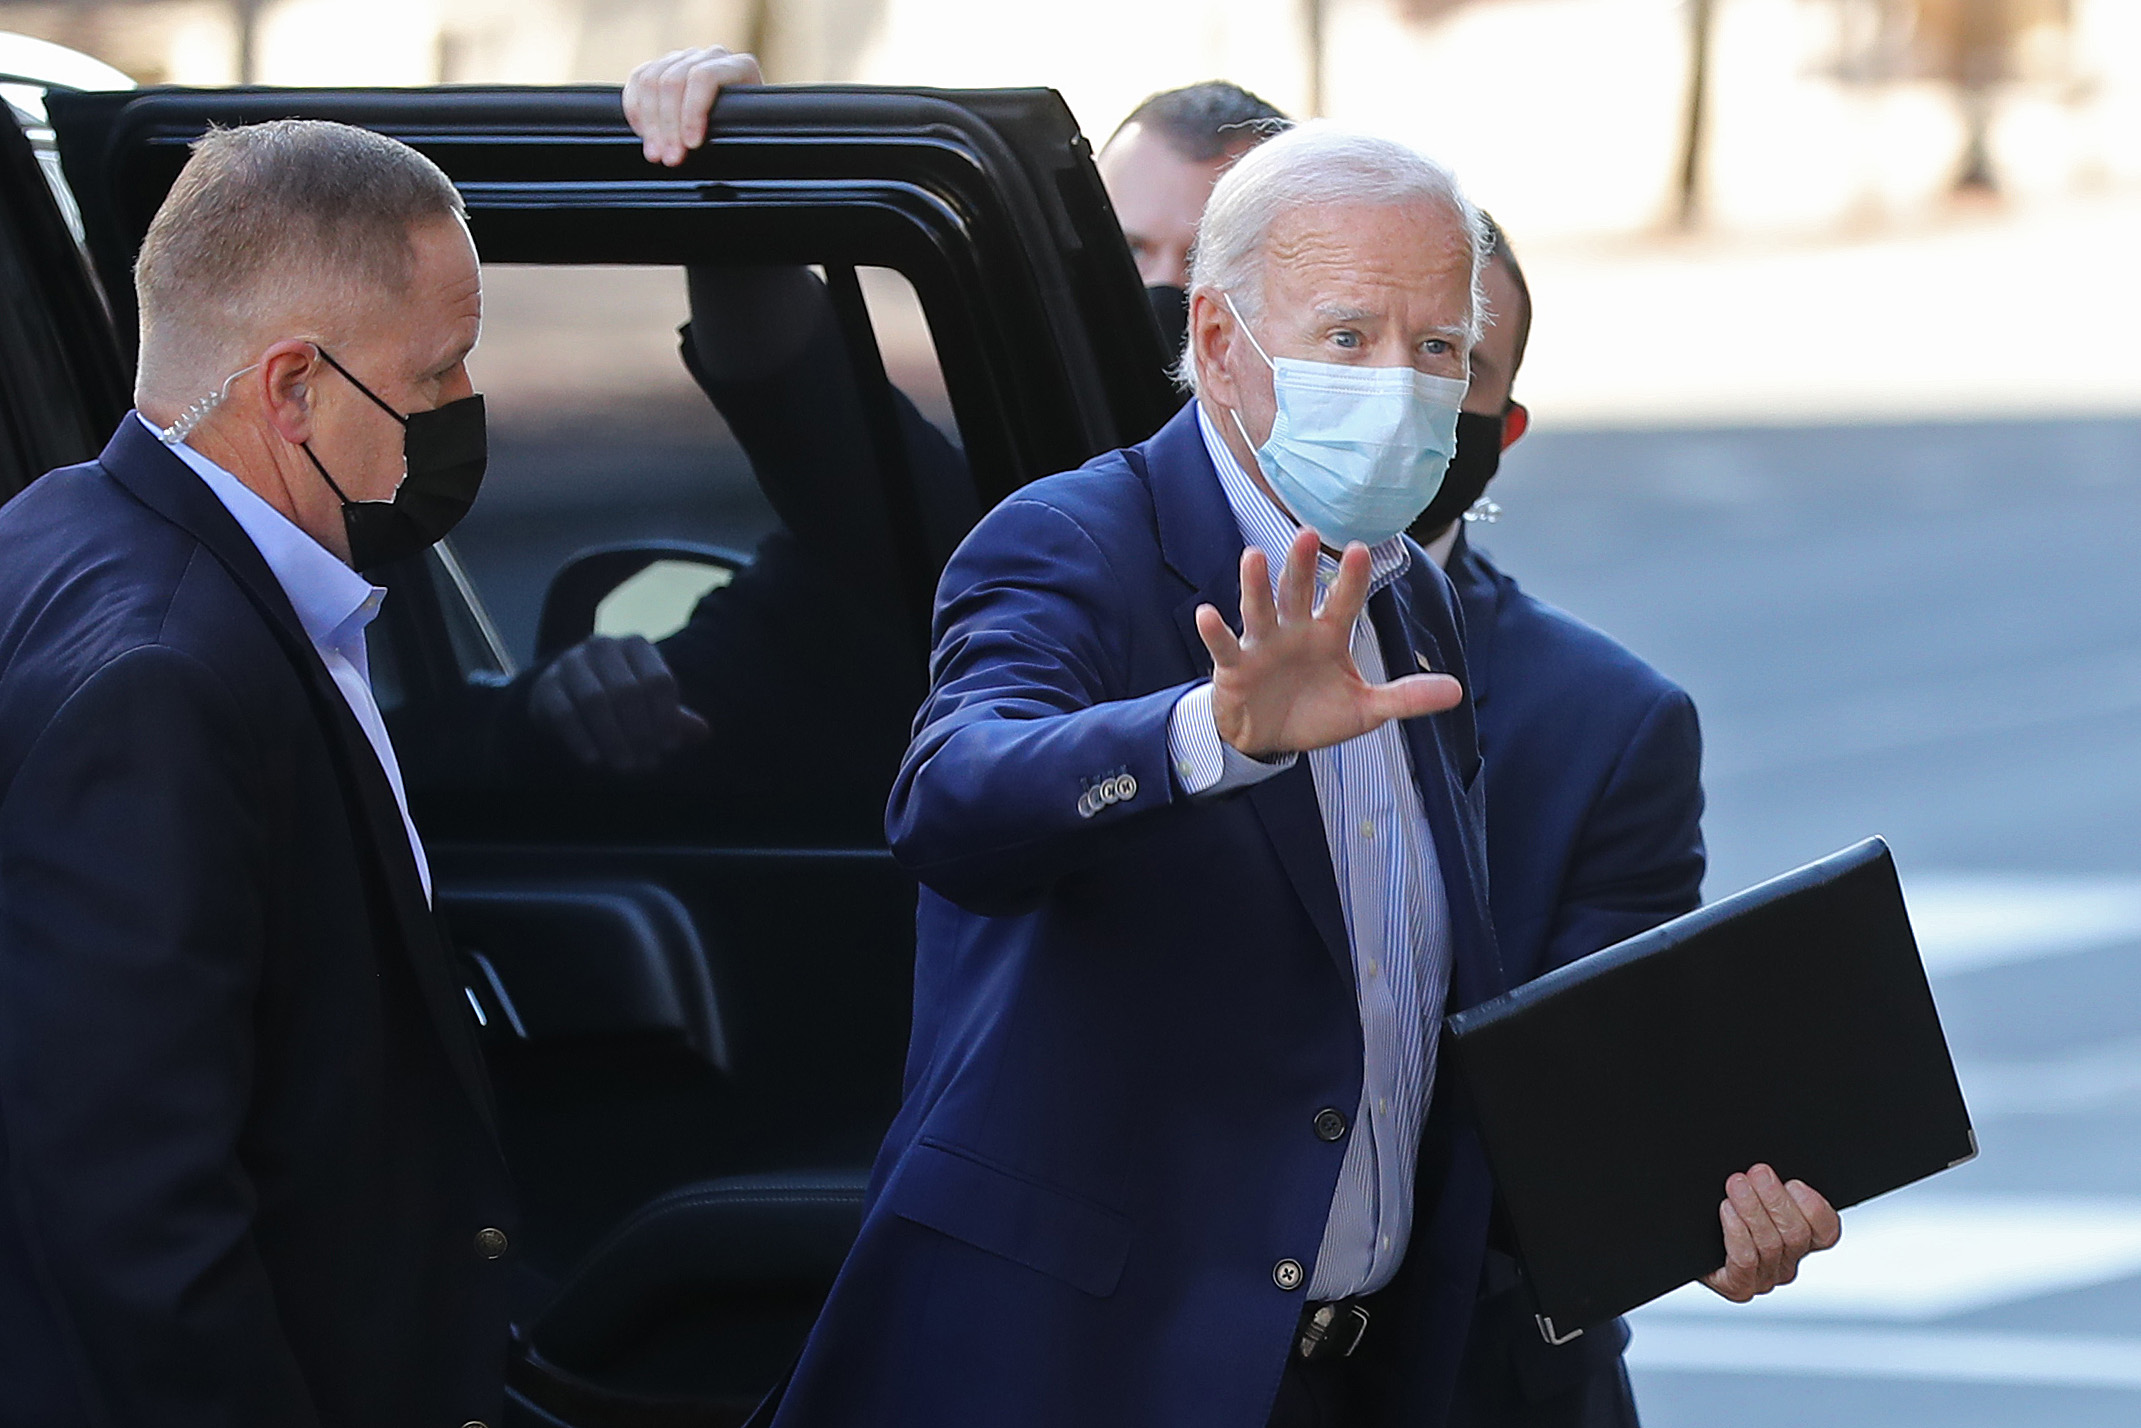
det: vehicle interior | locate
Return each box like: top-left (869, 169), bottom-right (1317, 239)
top-left (0, 79), bottom-right (1180, 1427)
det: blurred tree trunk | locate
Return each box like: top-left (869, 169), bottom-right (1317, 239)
top-left (233, 0), bottom-right (262, 83)
top-left (1951, 0), bottom-right (2007, 191)
top-left (1675, 0), bottom-right (1716, 227)
top-left (1912, 0), bottom-right (2072, 194)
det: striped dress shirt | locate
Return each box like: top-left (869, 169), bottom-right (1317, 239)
top-left (1166, 405), bottom-right (1454, 1299)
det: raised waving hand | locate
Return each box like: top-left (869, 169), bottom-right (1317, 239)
top-left (1196, 526), bottom-right (1462, 759)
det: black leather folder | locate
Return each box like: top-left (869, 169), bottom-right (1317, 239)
top-left (1445, 837), bottom-right (1975, 1341)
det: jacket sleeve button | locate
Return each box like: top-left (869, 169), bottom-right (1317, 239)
top-left (474, 1227), bottom-right (509, 1260)
top-left (1273, 1258), bottom-right (1305, 1291)
top-left (1313, 1107), bottom-right (1349, 1142)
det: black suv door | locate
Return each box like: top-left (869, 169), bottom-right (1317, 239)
top-left (40, 83), bottom-right (1179, 1426)
top-left (0, 83), bottom-right (127, 499)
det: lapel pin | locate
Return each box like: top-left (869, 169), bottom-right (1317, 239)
top-left (1417, 652), bottom-right (1434, 672)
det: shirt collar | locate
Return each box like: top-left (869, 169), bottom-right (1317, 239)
top-left (1194, 401), bottom-right (1411, 598)
top-left (1422, 520), bottom-right (1461, 571)
top-left (137, 411), bottom-right (386, 654)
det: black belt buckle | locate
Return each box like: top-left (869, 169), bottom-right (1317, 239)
top-left (1297, 1299), bottom-right (1371, 1361)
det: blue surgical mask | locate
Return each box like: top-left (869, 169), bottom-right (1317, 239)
top-left (1223, 293), bottom-right (1467, 549)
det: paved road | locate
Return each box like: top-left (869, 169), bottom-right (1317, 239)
top-left (1484, 414), bottom-right (2141, 1427)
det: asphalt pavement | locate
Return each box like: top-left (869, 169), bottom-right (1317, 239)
top-left (1482, 413), bottom-right (2141, 1428)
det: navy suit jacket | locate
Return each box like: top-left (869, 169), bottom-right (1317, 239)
top-left (0, 420), bottom-right (516, 1426)
top-left (758, 403), bottom-right (1507, 1428)
top-left (1450, 532), bottom-right (1704, 990)
top-left (1443, 530), bottom-right (1704, 1424)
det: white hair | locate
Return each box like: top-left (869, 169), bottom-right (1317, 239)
top-left (1181, 122), bottom-right (1489, 392)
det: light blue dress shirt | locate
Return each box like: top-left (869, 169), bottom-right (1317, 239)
top-left (141, 413), bottom-right (432, 901)
top-left (1166, 404), bottom-right (1453, 1299)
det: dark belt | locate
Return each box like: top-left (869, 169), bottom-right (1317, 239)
top-left (1295, 1296), bottom-right (1372, 1362)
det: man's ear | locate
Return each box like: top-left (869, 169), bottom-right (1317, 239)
top-left (1501, 401), bottom-right (1530, 449)
top-left (1188, 288), bottom-right (1238, 407)
top-left (258, 340), bottom-right (322, 448)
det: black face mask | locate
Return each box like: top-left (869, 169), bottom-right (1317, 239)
top-left (1146, 283), bottom-right (1190, 360)
top-left (1409, 410), bottom-right (1504, 543)
top-left (299, 347), bottom-right (488, 571)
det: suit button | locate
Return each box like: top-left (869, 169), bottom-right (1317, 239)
top-left (1273, 1258), bottom-right (1305, 1291)
top-left (474, 1227), bottom-right (509, 1260)
top-left (1313, 1107), bottom-right (1348, 1142)
top-left (462, 1422), bottom-right (489, 1428)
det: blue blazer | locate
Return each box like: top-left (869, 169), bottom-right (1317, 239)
top-left (1450, 532), bottom-right (1704, 990)
top-left (760, 403), bottom-right (1507, 1428)
top-left (1443, 531), bottom-right (1704, 1426)
top-left (0, 421), bottom-right (515, 1426)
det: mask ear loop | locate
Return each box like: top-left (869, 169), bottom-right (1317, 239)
top-left (298, 441), bottom-right (358, 507)
top-left (312, 346), bottom-right (412, 427)
top-left (1220, 291), bottom-right (1277, 370)
top-left (1217, 291), bottom-right (1280, 459)
top-left (294, 345), bottom-right (384, 508)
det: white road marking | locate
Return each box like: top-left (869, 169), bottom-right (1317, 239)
top-left (1904, 874), bottom-right (2141, 978)
top-left (1955, 1037), bottom-right (2141, 1117)
top-left (1626, 1323), bottom-right (2141, 1389)
top-left (1637, 1196), bottom-right (2141, 1322)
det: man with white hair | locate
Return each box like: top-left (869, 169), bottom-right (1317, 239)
top-left (0, 120), bottom-right (512, 1425)
top-left (751, 123), bottom-right (1834, 1428)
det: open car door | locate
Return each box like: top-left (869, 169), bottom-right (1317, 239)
top-left (48, 83), bottom-right (1181, 1427)
top-left (0, 79), bottom-right (127, 500)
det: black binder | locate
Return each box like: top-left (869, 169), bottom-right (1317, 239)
top-left (1445, 837), bottom-right (1975, 1342)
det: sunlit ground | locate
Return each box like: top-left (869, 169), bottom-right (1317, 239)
top-left (1515, 187), bottom-right (2141, 429)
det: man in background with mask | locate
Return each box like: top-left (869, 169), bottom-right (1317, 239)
top-left (745, 122), bottom-right (1835, 1428)
top-left (1096, 78), bottom-right (1290, 348)
top-left (1414, 227), bottom-right (1708, 1426)
top-left (0, 120), bottom-right (513, 1426)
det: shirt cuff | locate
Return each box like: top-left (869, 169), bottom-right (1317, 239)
top-left (1168, 681), bottom-right (1297, 797)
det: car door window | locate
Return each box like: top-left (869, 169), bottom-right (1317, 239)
top-left (376, 255), bottom-right (961, 853)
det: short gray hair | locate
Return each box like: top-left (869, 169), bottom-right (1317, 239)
top-left (1183, 122), bottom-right (1488, 389)
top-left (135, 119), bottom-right (465, 399)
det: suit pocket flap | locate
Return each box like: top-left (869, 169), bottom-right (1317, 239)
top-left (883, 1138), bottom-right (1131, 1297)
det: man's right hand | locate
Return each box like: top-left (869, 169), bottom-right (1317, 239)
top-left (1195, 526), bottom-right (1462, 759)
top-left (528, 635), bottom-right (710, 774)
top-left (623, 45), bottom-right (764, 167)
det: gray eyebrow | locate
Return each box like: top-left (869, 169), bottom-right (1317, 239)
top-left (1310, 302), bottom-right (1468, 341)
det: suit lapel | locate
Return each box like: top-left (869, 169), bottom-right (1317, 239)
top-left (99, 418), bottom-right (504, 1152)
top-left (1171, 562), bottom-right (1352, 985)
top-left (1446, 530), bottom-right (1501, 712)
top-left (1372, 571), bottom-right (1507, 1012)
top-left (1147, 404), bottom-right (1353, 982)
